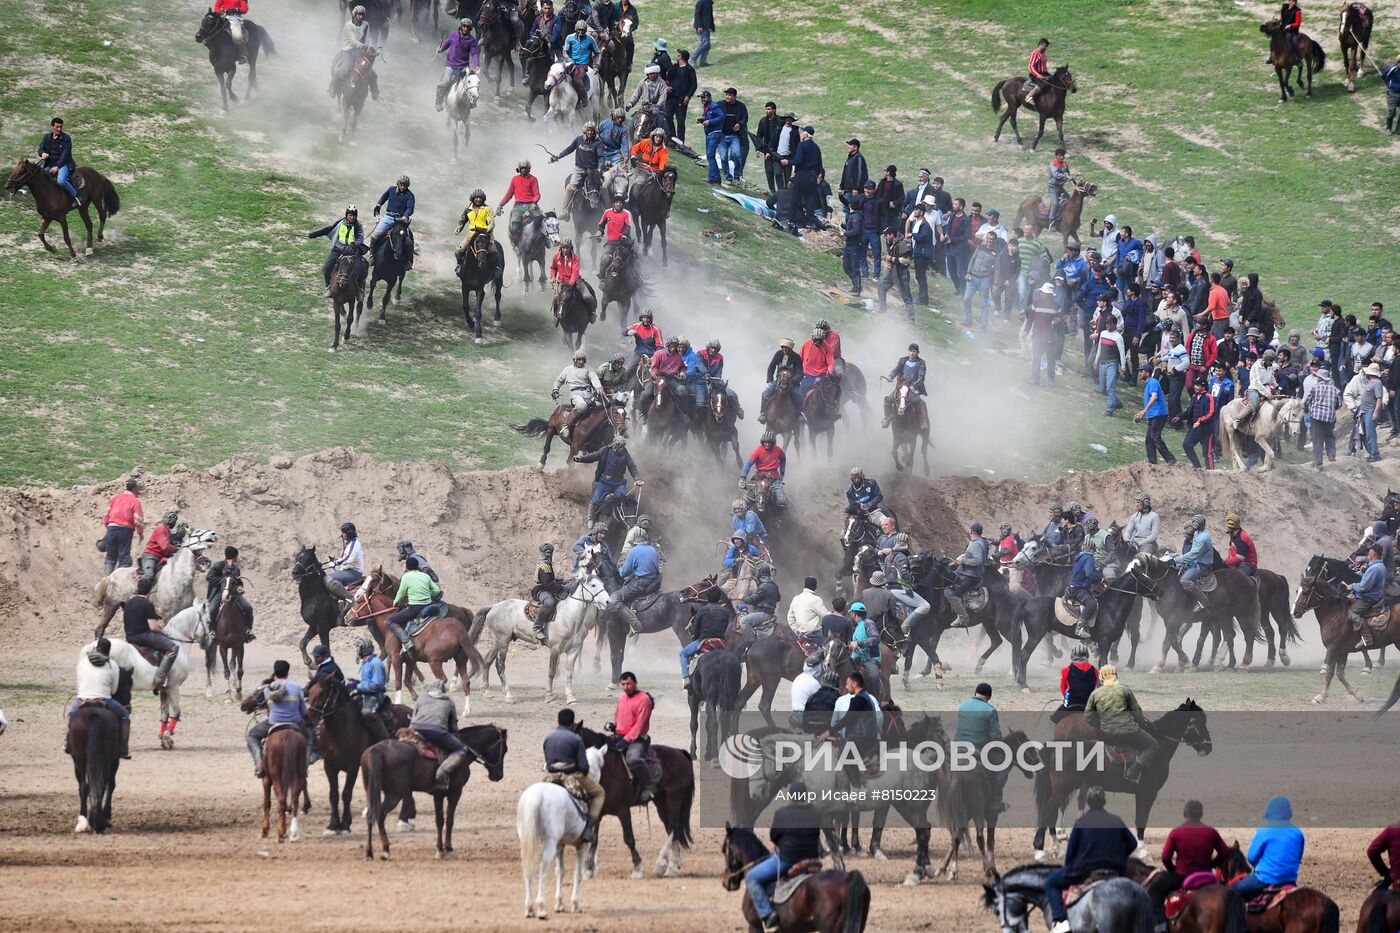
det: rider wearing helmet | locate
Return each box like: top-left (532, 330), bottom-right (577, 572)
top-left (1052, 643), bottom-right (1099, 723)
top-left (308, 205), bottom-right (366, 299)
top-left (599, 107), bottom-right (629, 167)
top-left (737, 563), bottom-right (781, 645)
top-left (530, 543), bottom-right (567, 644)
top-left (138, 510), bottom-right (183, 588)
top-left (885, 532), bottom-right (931, 635)
top-left (1222, 513), bottom-right (1257, 576)
top-left (1066, 536), bottom-right (1103, 638)
top-left (572, 520), bottom-right (613, 570)
top-left (947, 522), bottom-right (991, 625)
top-left (550, 237), bottom-right (595, 311)
top-left (739, 432), bottom-right (789, 510)
top-left (1124, 493), bottom-right (1160, 553)
top-left (552, 349), bottom-right (607, 439)
top-left (500, 158), bottom-right (542, 240)
top-left (562, 19), bottom-right (599, 108)
top-left (845, 468), bottom-right (889, 528)
top-left (395, 539), bottom-right (440, 583)
top-left (368, 175), bottom-right (415, 249)
top-left (637, 335), bottom-right (686, 424)
top-left (330, 6), bottom-right (373, 94)
top-left (625, 308), bottom-right (663, 362)
top-left (695, 337), bottom-right (742, 415)
top-left (597, 352), bottom-right (629, 396)
top-left (1173, 515), bottom-right (1214, 614)
top-left (618, 514), bottom-right (653, 564)
top-left (730, 497), bottom-right (769, 544)
top-left (454, 188), bottom-right (493, 262)
top-left (596, 192), bottom-right (635, 279)
top-left (347, 636), bottom-right (390, 743)
top-left (627, 126), bottom-right (670, 200)
top-left (327, 521), bottom-right (366, 619)
top-left (552, 121), bottom-right (603, 220)
top-left (575, 434), bottom-right (641, 524)
top-left (434, 19), bottom-right (480, 111)
top-left (1042, 504), bottom-right (1066, 553)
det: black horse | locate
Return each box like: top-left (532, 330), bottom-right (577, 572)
top-left (631, 167), bottom-right (676, 265)
top-left (688, 648), bottom-right (742, 760)
top-left (598, 243), bottom-right (643, 333)
top-left (578, 726), bottom-right (694, 879)
top-left (1010, 574), bottom-right (1147, 691)
top-left (457, 238), bottom-right (505, 343)
top-left (194, 9), bottom-right (275, 111)
top-left (367, 221), bottom-right (413, 322)
top-left (991, 65), bottom-right (1078, 150)
top-left (292, 546), bottom-right (339, 668)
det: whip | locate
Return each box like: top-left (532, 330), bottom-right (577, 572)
top-left (1347, 28), bottom-right (1384, 77)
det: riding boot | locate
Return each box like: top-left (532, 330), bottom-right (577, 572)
top-left (435, 85), bottom-right (447, 111)
top-left (562, 408), bottom-right (578, 440)
top-left (734, 398), bottom-right (745, 420)
top-left (153, 651), bottom-right (177, 695)
top-left (561, 187), bottom-right (577, 221)
top-left (247, 733), bottom-right (265, 778)
top-left (623, 606), bottom-right (643, 635)
top-left (364, 714), bottom-right (390, 744)
top-left (435, 749), bottom-right (468, 790)
top-left (243, 605), bottom-right (256, 642)
top-left (946, 593), bottom-right (968, 627)
top-left (119, 720), bottom-right (131, 760)
top-left (881, 398), bottom-right (893, 428)
top-left (533, 605), bottom-right (554, 644)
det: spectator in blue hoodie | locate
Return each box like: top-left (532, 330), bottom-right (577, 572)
top-left (1077, 266), bottom-right (1116, 373)
top-left (1055, 242), bottom-right (1088, 333)
top-left (1113, 225), bottom-right (1143, 292)
top-left (1231, 796), bottom-right (1305, 899)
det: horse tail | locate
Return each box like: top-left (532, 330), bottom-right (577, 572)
top-left (1033, 764), bottom-right (1054, 829)
top-left (364, 746), bottom-right (383, 829)
top-left (1271, 575), bottom-right (1302, 645)
top-left (468, 604), bottom-right (489, 645)
top-left (84, 712), bottom-right (111, 832)
top-left (1313, 42), bottom-right (1327, 72)
top-left (991, 80), bottom-right (1006, 113)
top-left (1218, 886), bottom-right (1249, 933)
top-left (258, 25), bottom-right (277, 56)
top-left (512, 418), bottom-right (551, 437)
top-left (842, 870), bottom-right (870, 933)
top-left (457, 625), bottom-right (484, 682)
top-left (668, 753), bottom-right (695, 849)
top-left (1009, 599), bottom-right (1025, 679)
top-left (1319, 895), bottom-right (1340, 933)
top-left (518, 786), bottom-right (544, 874)
top-left (1376, 671), bottom-right (1400, 716)
top-left (102, 184), bottom-right (120, 217)
top-left (93, 577), bottom-right (109, 608)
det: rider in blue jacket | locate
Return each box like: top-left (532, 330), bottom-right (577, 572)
top-left (1173, 515), bottom-right (1214, 613)
top-left (346, 637), bottom-right (390, 742)
top-left (1231, 795), bottom-right (1305, 899)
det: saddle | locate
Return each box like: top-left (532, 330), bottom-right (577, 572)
top-left (1197, 573), bottom-right (1219, 594)
top-left (632, 591), bottom-right (664, 613)
top-left (771, 859), bottom-right (824, 905)
top-left (404, 603), bottom-right (448, 638)
top-left (1162, 871), bottom-right (1222, 920)
top-left (965, 586), bottom-right (989, 614)
top-left (267, 722), bottom-right (300, 736)
top-left (1054, 596), bottom-right (1094, 628)
top-left (524, 599), bottom-right (541, 622)
top-left (395, 727), bottom-right (441, 760)
top-left (1063, 869), bottom-right (1120, 909)
top-left (77, 697), bottom-right (111, 710)
top-left (545, 771), bottom-right (593, 815)
top-left (795, 632), bottom-right (826, 657)
top-left (1245, 884), bottom-right (1296, 913)
top-left (133, 645), bottom-right (162, 667)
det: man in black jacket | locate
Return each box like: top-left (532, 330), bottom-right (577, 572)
top-left (838, 138), bottom-right (868, 209)
top-left (666, 49), bottom-right (697, 142)
top-left (206, 546), bottom-right (255, 641)
top-left (872, 164), bottom-right (905, 235)
top-left (679, 586), bottom-right (731, 688)
top-left (692, 0), bottom-right (714, 66)
top-left (1044, 786), bottom-right (1138, 933)
top-left (745, 780), bottom-right (822, 931)
top-left (755, 101), bottom-right (783, 194)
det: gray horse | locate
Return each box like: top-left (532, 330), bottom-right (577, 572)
top-left (984, 862), bottom-right (1152, 933)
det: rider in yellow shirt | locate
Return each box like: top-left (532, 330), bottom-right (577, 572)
top-left (454, 188), bottom-right (494, 259)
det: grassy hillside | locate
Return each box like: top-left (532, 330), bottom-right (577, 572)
top-left (1, 0), bottom-right (1392, 487)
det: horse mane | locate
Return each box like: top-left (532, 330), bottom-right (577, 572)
top-left (726, 824), bottom-right (768, 858)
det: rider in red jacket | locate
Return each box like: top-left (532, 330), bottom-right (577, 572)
top-left (1224, 513), bottom-right (1257, 576)
top-left (214, 0), bottom-right (250, 62)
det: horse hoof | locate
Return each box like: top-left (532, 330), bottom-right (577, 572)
top-left (1033, 849), bottom-right (1046, 862)
top-left (1362, 667), bottom-right (1373, 676)
top-left (474, 337), bottom-right (484, 345)
top-left (902, 872), bottom-right (922, 887)
top-left (872, 848), bottom-right (888, 861)
top-left (1310, 694), bottom-right (1326, 705)
top-left (1020, 686), bottom-right (1030, 694)
top-left (323, 829), bottom-right (339, 837)
top-left (85, 247), bottom-right (94, 257)
top-left (1352, 693), bottom-right (1366, 704)
top-left (160, 734), bottom-right (174, 750)
top-left (74, 816), bottom-right (90, 834)
top-left (379, 852), bottom-right (391, 861)
top-left (607, 682), bottom-right (617, 692)
top-left (397, 820), bottom-right (415, 833)
top-left (629, 867), bottom-right (644, 880)
top-left (1280, 652), bottom-right (1291, 667)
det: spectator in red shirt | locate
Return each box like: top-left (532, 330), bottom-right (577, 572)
top-left (607, 671), bottom-right (656, 802)
top-left (1367, 821), bottom-right (1400, 884)
top-left (102, 479), bottom-right (145, 574)
top-left (138, 510), bottom-right (181, 587)
top-left (1185, 318), bottom-right (1218, 393)
top-left (1204, 272), bottom-right (1231, 340)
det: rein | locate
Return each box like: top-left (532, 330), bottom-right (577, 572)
top-left (723, 853), bottom-right (767, 887)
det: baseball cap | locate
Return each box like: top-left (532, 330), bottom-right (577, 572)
top-left (846, 137), bottom-right (860, 146)
top-left (802, 125), bottom-right (815, 134)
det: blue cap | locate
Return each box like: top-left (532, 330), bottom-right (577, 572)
top-left (849, 602), bottom-right (867, 615)
top-left (908, 342), bottom-right (920, 351)
top-left (1311, 347), bottom-right (1325, 358)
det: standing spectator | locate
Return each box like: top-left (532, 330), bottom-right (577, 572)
top-left (872, 164), bottom-right (905, 236)
top-left (981, 208), bottom-right (1008, 242)
top-left (838, 138), bottom-right (868, 209)
top-left (1158, 245), bottom-right (1183, 292)
top-left (902, 168), bottom-right (935, 222)
top-left (1113, 225), bottom-right (1142, 295)
top-left (1077, 266), bottom-right (1114, 372)
top-left (1383, 53), bottom-right (1400, 134)
top-left (692, 0), bottom-right (714, 67)
top-left (944, 198), bottom-right (974, 294)
top-left (906, 203), bottom-right (935, 307)
top-left (878, 227), bottom-right (915, 321)
top-left (1119, 283), bottom-right (1150, 385)
top-left (840, 197), bottom-right (865, 296)
top-left (787, 125), bottom-right (822, 234)
top-left (1360, 362), bottom-right (1385, 462)
top-left (1054, 240), bottom-right (1087, 327)
top-left (1312, 299), bottom-right (1335, 352)
top-left (1367, 301), bottom-right (1391, 346)
top-left (1182, 380), bottom-right (1218, 470)
top-left (718, 87), bottom-right (748, 185)
top-left (1095, 316), bottom-right (1126, 416)
top-left (1135, 363), bottom-right (1177, 465)
top-left (1182, 260), bottom-right (1209, 324)
top-left (1089, 214), bottom-right (1118, 269)
top-left (771, 111), bottom-right (797, 189)
top-left (963, 230), bottom-right (1001, 328)
top-left (1142, 235), bottom-right (1164, 290)
top-left (1184, 318), bottom-right (1218, 393)
top-left (1350, 327), bottom-right (1375, 378)
top-left (1327, 305), bottom-right (1347, 384)
top-left (102, 479), bottom-right (145, 574)
top-left (996, 230), bottom-right (1022, 316)
top-left (1029, 283), bottom-right (1061, 386)
top-left (1218, 259), bottom-right (1238, 300)
top-left (928, 176), bottom-right (953, 274)
top-left (1236, 272), bottom-right (1268, 344)
top-left (1162, 329), bottom-right (1189, 427)
top-left (696, 89), bottom-right (724, 184)
top-left (1215, 324), bottom-right (1241, 372)
top-left (1205, 272), bottom-right (1231, 339)
top-left (1382, 329), bottom-right (1400, 439)
top-left (755, 101), bottom-right (782, 193)
top-left (856, 181), bottom-right (879, 278)
top-left (666, 49), bottom-right (696, 143)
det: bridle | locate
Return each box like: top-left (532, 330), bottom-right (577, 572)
top-left (460, 725), bottom-right (507, 773)
top-left (305, 681), bottom-right (347, 723)
top-left (348, 571), bottom-right (396, 621)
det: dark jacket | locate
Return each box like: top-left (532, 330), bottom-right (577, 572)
top-left (668, 62), bottom-right (696, 102)
top-left (557, 133), bottom-right (602, 172)
top-left (755, 113), bottom-right (782, 154)
top-left (1063, 807), bottom-right (1138, 878)
top-left (577, 446), bottom-right (639, 484)
top-left (721, 98), bottom-right (748, 138)
top-left (309, 218), bottom-right (365, 252)
top-left (791, 138), bottom-right (821, 174)
top-left (766, 347), bottom-right (802, 382)
top-left (746, 579), bottom-right (780, 614)
top-left (839, 151), bottom-right (869, 201)
top-left (770, 803), bottom-right (822, 862)
top-left (38, 131), bottom-right (76, 171)
top-left (888, 356), bottom-right (927, 392)
top-left (206, 559), bottom-right (242, 602)
top-left (691, 603), bottom-right (732, 640)
top-left (693, 0), bottom-right (714, 31)
top-left (1184, 274), bottom-right (1209, 316)
top-left (944, 212), bottom-right (973, 253)
top-left (649, 49), bottom-right (674, 82)
top-left (543, 725), bottom-right (589, 773)
top-left (1120, 296), bottom-right (1151, 335)
top-left (908, 216), bottom-right (935, 258)
top-left (873, 177), bottom-right (905, 233)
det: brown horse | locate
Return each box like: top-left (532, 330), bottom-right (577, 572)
top-left (597, 26), bottom-right (630, 108)
top-left (552, 280), bottom-right (597, 349)
top-left (722, 825), bottom-right (870, 933)
top-left (764, 371), bottom-right (803, 453)
top-left (1357, 883), bottom-right (1400, 933)
top-left (633, 166), bottom-right (676, 265)
top-left (1338, 1), bottom-right (1374, 91)
top-left (935, 730), bottom-right (1038, 882)
top-left (6, 158), bottom-right (120, 261)
top-left (1015, 175), bottom-right (1096, 249)
top-left (578, 726), bottom-right (694, 879)
top-left (698, 377), bottom-right (742, 467)
top-left (513, 397), bottom-right (624, 467)
top-left (346, 568), bottom-right (483, 712)
top-left (67, 703), bottom-right (121, 834)
top-left (1162, 883), bottom-right (1251, 933)
top-left (645, 374), bottom-right (692, 449)
top-left (520, 30), bottom-right (555, 120)
top-left (1261, 19), bottom-right (1327, 101)
top-left (1293, 555), bottom-right (1400, 705)
top-left (328, 251), bottom-right (364, 351)
top-left (991, 65), bottom-right (1078, 150)
top-left (304, 676), bottom-right (413, 835)
top-left (335, 48), bottom-right (380, 141)
top-left (598, 244), bottom-right (643, 333)
top-left (1218, 842), bottom-right (1341, 933)
top-left (361, 722), bottom-right (508, 859)
top-left (203, 576), bottom-right (248, 701)
top-left (257, 722), bottom-right (309, 843)
top-left (887, 376), bottom-right (930, 474)
top-left (805, 377), bottom-right (843, 457)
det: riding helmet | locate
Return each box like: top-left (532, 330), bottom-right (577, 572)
top-left (611, 107), bottom-right (625, 119)
top-left (636, 514), bottom-right (650, 527)
top-left (539, 543), bottom-right (554, 555)
top-left (470, 188), bottom-right (485, 201)
top-left (459, 18), bottom-right (472, 28)
top-left (345, 204), bottom-right (359, 215)
top-left (760, 431), bottom-right (776, 445)
top-left (999, 522), bottom-right (1012, 537)
top-left (162, 510), bottom-right (179, 526)
top-left (1048, 504), bottom-right (1063, 518)
top-left (355, 637), bottom-right (375, 658)
top-left (353, 4), bottom-right (366, 15)
top-left (590, 521), bottom-right (608, 535)
top-left (732, 499), bottom-right (747, 511)
top-left (849, 467), bottom-right (864, 478)
top-left (893, 533), bottom-right (911, 552)
top-left (397, 174), bottom-right (410, 187)
top-left (583, 121), bottom-right (597, 132)
top-left (396, 539), bottom-right (414, 558)
top-left (517, 158), bottom-right (531, 171)
top-left (575, 18), bottom-right (588, 29)
top-left (811, 327), bottom-right (825, 340)
top-left (650, 127), bottom-right (665, 139)
top-left (341, 522), bottom-right (358, 538)
top-left (1136, 492), bottom-right (1152, 508)
top-left (1225, 513), bottom-right (1241, 530)
top-left (573, 350), bottom-right (587, 362)
top-left (1084, 516), bottom-right (1099, 532)
top-left (611, 435), bottom-right (626, 447)
top-left (610, 353), bottom-right (625, 365)
top-left (1071, 643), bottom-right (1089, 661)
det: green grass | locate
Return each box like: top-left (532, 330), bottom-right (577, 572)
top-left (2, 0), bottom-right (1391, 486)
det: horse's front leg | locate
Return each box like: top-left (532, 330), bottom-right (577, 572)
top-left (77, 206), bottom-right (95, 255)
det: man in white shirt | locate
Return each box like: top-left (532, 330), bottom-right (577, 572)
top-left (1162, 329), bottom-right (1189, 425)
top-left (786, 576), bottom-right (828, 636)
top-left (788, 654), bottom-right (823, 730)
top-left (68, 638), bottom-right (131, 759)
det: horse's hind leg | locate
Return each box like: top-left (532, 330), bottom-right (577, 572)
top-left (994, 106), bottom-right (1012, 142)
top-left (1031, 115), bottom-right (1047, 151)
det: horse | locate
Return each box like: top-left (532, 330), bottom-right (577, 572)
top-left (1338, 1), bottom-right (1374, 92)
top-left (766, 375), bottom-right (803, 453)
top-left (94, 528), bottom-right (218, 637)
top-left (517, 746), bottom-right (604, 918)
top-left (367, 221), bottom-right (413, 322)
top-left (578, 726), bottom-right (694, 879)
top-left (936, 730), bottom-right (1039, 882)
top-left (194, 10), bottom-right (274, 111)
top-left (5, 157), bottom-right (121, 262)
top-left (688, 646), bottom-right (742, 760)
top-left (248, 709), bottom-right (309, 844)
top-left (335, 47), bottom-right (380, 141)
top-left (1294, 554), bottom-right (1400, 704)
top-left (698, 377), bottom-right (742, 467)
top-left (545, 61), bottom-right (601, 129)
top-left (346, 568), bottom-right (483, 714)
top-left (805, 377), bottom-right (844, 457)
top-left (90, 604), bottom-right (210, 750)
top-left (597, 570), bottom-right (717, 686)
top-left (838, 362), bottom-right (873, 426)
top-left (457, 236), bottom-right (505, 343)
top-left (1033, 700), bottom-right (1211, 855)
top-left (202, 575), bottom-right (248, 701)
top-left (574, 174), bottom-right (609, 265)
top-left (477, 0), bottom-right (517, 96)
top-left (1261, 18), bottom-right (1327, 101)
top-left (1356, 883), bottom-right (1400, 933)
top-left (1015, 174), bottom-right (1096, 250)
top-left (1218, 397), bottom-right (1305, 471)
top-left (520, 31), bottom-right (555, 120)
top-left (553, 281), bottom-right (598, 349)
top-left (363, 722), bottom-right (508, 859)
top-left (984, 862), bottom-right (1154, 933)
top-left (513, 396), bottom-right (623, 467)
top-left (513, 208), bottom-right (555, 294)
top-left (328, 251), bottom-right (365, 351)
top-left (597, 25), bottom-right (630, 108)
top-left (918, 559), bottom-right (1028, 679)
top-left (1190, 566), bottom-right (1299, 669)
top-left (407, 0), bottom-right (439, 41)
top-left (887, 377), bottom-right (930, 473)
top-left (471, 565), bottom-right (612, 704)
top-left (291, 547), bottom-right (339, 667)
top-left (1124, 552), bottom-right (1262, 673)
top-left (1010, 566), bottom-right (1148, 690)
top-left (67, 704), bottom-right (121, 834)
top-left (1158, 883), bottom-right (1249, 933)
top-left (445, 70), bottom-right (480, 158)
top-left (632, 166), bottom-right (676, 265)
top-left (722, 825), bottom-right (871, 933)
top-left (1219, 842), bottom-right (1341, 932)
top-left (991, 65), bottom-right (1078, 150)
top-left (304, 677), bottom-right (413, 836)
top-left (643, 374), bottom-right (692, 449)
top-left (361, 0), bottom-right (393, 44)
top-left (737, 631), bottom-right (807, 728)
top-left (839, 511), bottom-right (881, 599)
top-left (598, 244), bottom-right (643, 333)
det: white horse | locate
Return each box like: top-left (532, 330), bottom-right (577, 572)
top-left (1219, 396), bottom-right (1305, 471)
top-left (445, 70), bottom-right (481, 160)
top-left (543, 62), bottom-right (600, 131)
top-left (93, 528), bottom-right (219, 637)
top-left (475, 567), bottom-right (610, 704)
top-left (517, 746), bottom-right (605, 919)
top-left (84, 603), bottom-right (209, 749)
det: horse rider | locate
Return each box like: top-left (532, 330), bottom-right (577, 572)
top-left (308, 643), bottom-right (345, 692)
top-left (881, 342), bottom-right (927, 428)
top-left (576, 435), bottom-right (641, 523)
top-left (1223, 513), bottom-right (1257, 577)
top-left (789, 658), bottom-right (827, 732)
top-left (572, 521), bottom-right (612, 570)
top-left (954, 682), bottom-right (1007, 812)
top-left (246, 659), bottom-right (320, 778)
top-left (627, 308), bottom-right (663, 364)
top-left (859, 569), bottom-right (895, 632)
top-left (434, 19), bottom-right (480, 111)
top-left (68, 638), bottom-right (132, 759)
top-left (607, 671), bottom-right (658, 803)
top-left (1173, 515), bottom-right (1214, 615)
top-left (367, 175), bottom-right (415, 252)
top-left (563, 19), bottom-right (600, 108)
top-left (1367, 816), bottom-right (1400, 887)
top-left (101, 478), bottom-right (144, 575)
top-left (619, 514), bottom-right (652, 563)
top-left (847, 602), bottom-right (883, 701)
top-left (309, 205), bottom-right (367, 299)
top-left (597, 193), bottom-right (637, 278)
top-left (695, 338), bottom-right (742, 415)
top-left (123, 577), bottom-right (179, 692)
top-left (845, 468), bottom-right (887, 528)
top-left (1042, 504), bottom-right (1067, 556)
top-left (600, 108), bottom-right (629, 168)
top-left (531, 543), bottom-right (568, 645)
top-left (946, 522), bottom-right (990, 626)
top-left (1352, 522), bottom-right (1396, 590)
top-left (330, 7), bottom-right (374, 96)
top-left (1348, 543), bottom-right (1388, 647)
top-left (1066, 538), bottom-right (1103, 639)
top-left (1051, 643), bottom-right (1098, 724)
top-left (680, 586), bottom-right (732, 689)
top-left (1059, 501), bottom-right (1087, 556)
top-left (525, 0), bottom-right (561, 61)
top-left (737, 563), bottom-right (780, 644)
top-left (346, 637), bottom-right (390, 743)
top-left (500, 158), bottom-right (543, 242)
top-left (326, 522), bottom-right (366, 619)
top-left (759, 366), bottom-right (804, 425)
top-left (746, 778), bottom-right (822, 933)
top-left (206, 545), bottom-right (255, 642)
top-left (798, 326), bottom-right (837, 400)
top-left (627, 127), bottom-right (669, 200)
top-left (598, 353), bottom-right (628, 396)
top-left (1279, 0), bottom-right (1305, 60)
top-left (996, 522), bottom-right (1022, 566)
top-left (1084, 664), bottom-right (1157, 783)
top-left (815, 318), bottom-right (845, 374)
top-left (1090, 517), bottom-right (1123, 581)
top-left (552, 122), bottom-right (603, 221)
top-left (1124, 492), bottom-right (1159, 554)
top-left (731, 498), bottom-right (768, 544)
top-left (1047, 147), bottom-right (1071, 229)
top-left (723, 530), bottom-right (761, 584)
top-left (1243, 348), bottom-right (1281, 423)
top-left (739, 431), bottom-right (795, 504)
top-left (823, 670), bottom-right (881, 786)
top-left (1024, 37), bottom-right (1052, 103)
top-left (411, 679), bottom-right (469, 790)
top-left (551, 239), bottom-right (598, 314)
top-left (37, 116), bottom-right (81, 210)
top-left (138, 510), bottom-right (182, 588)
top-left (454, 189), bottom-right (494, 265)
top-left (553, 349), bottom-right (606, 440)
top-left (638, 336), bottom-right (687, 424)
top-left (544, 708), bottom-right (605, 844)
top-left (1153, 800), bottom-right (1230, 910)
top-left (626, 64), bottom-right (668, 134)
top-left (765, 337), bottom-right (802, 384)
top-left (386, 556), bottom-right (443, 661)
top-left (617, 532), bottom-right (661, 635)
top-left (1044, 786), bottom-right (1139, 933)
top-left (1230, 795), bottom-right (1304, 900)
top-left (395, 540), bottom-right (440, 583)
top-left (885, 532), bottom-right (932, 635)
top-left (213, 0), bottom-right (250, 61)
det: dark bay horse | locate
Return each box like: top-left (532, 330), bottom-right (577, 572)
top-left (722, 826), bottom-right (870, 933)
top-left (1126, 552), bottom-right (1261, 673)
top-left (513, 398), bottom-right (624, 467)
top-left (1261, 18), bottom-right (1327, 101)
top-left (457, 237), bottom-right (505, 343)
top-left (367, 222), bottom-right (413, 322)
top-left (1339, 1), bottom-right (1374, 92)
top-left (1009, 575), bottom-right (1146, 690)
top-left (203, 576), bottom-right (248, 701)
top-left (698, 377), bottom-right (742, 467)
top-left (805, 377), bottom-right (844, 456)
top-left (291, 547), bottom-right (338, 667)
top-left (194, 10), bottom-right (274, 111)
top-left (328, 251), bottom-right (364, 351)
top-left (6, 157), bottom-right (120, 260)
top-left (513, 210), bottom-right (554, 293)
top-left (579, 726), bottom-right (694, 879)
top-left (477, 0), bottom-right (517, 96)
top-left (68, 703), bottom-right (121, 834)
top-left (553, 281), bottom-right (597, 349)
top-left (632, 167), bottom-right (676, 265)
top-left (336, 48), bottom-right (380, 141)
top-left (305, 677), bottom-right (412, 835)
top-left (644, 374), bottom-right (692, 449)
top-left (1015, 175), bottom-right (1096, 250)
top-left (597, 26), bottom-right (630, 108)
top-left (887, 376), bottom-right (929, 473)
top-left (766, 373), bottom-right (802, 452)
top-left (598, 569), bottom-right (716, 687)
top-left (991, 65), bottom-right (1078, 150)
top-left (738, 631), bottom-right (806, 727)
top-left (689, 647), bottom-right (742, 760)
top-left (362, 723), bottom-right (508, 859)
top-left (598, 245), bottom-right (643, 332)
top-left (520, 31), bottom-right (555, 120)
top-left (1293, 554), bottom-right (1400, 704)
top-left (1356, 883), bottom-right (1400, 933)
top-left (935, 730), bottom-right (1038, 882)
top-left (1221, 843), bottom-right (1341, 932)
